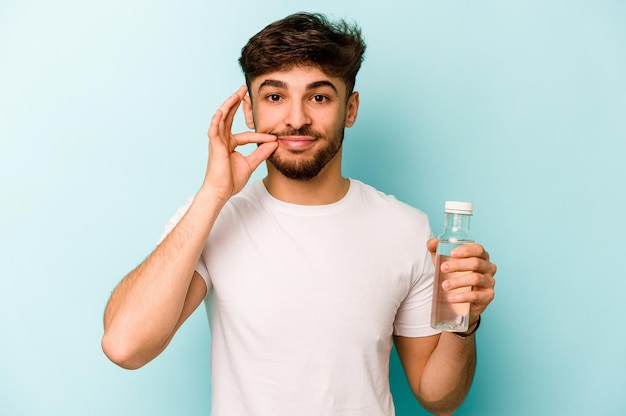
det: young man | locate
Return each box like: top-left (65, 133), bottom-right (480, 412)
top-left (102, 13), bottom-right (496, 416)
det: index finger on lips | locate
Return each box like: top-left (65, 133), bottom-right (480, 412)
top-left (232, 131), bottom-right (277, 147)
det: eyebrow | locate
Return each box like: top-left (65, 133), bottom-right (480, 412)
top-left (257, 79), bottom-right (339, 94)
top-left (306, 80), bottom-right (338, 94)
top-left (258, 79), bottom-right (287, 91)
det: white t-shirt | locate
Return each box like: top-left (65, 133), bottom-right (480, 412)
top-left (162, 179), bottom-right (439, 415)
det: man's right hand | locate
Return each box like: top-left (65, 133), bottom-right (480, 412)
top-left (202, 85), bottom-right (278, 203)
top-left (102, 86), bottom-right (276, 369)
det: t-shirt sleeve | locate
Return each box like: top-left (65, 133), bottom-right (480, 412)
top-left (157, 197), bottom-right (211, 291)
top-left (393, 230), bottom-right (441, 338)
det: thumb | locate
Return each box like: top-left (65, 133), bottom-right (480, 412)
top-left (427, 238), bottom-right (438, 254)
top-left (245, 141), bottom-right (279, 171)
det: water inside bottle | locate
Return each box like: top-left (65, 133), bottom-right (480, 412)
top-left (431, 254), bottom-right (471, 331)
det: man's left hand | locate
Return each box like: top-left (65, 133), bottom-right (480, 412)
top-left (427, 239), bottom-right (497, 325)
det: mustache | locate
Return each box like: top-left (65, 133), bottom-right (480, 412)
top-left (270, 127), bottom-right (322, 139)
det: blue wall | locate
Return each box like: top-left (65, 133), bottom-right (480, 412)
top-left (1, 0), bottom-right (624, 414)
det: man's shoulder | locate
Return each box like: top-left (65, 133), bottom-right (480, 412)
top-left (351, 179), bottom-right (429, 221)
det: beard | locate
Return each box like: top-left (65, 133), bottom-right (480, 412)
top-left (267, 125), bottom-right (345, 181)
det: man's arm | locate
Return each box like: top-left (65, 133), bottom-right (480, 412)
top-left (101, 193), bottom-right (222, 369)
top-left (394, 332), bottom-right (476, 415)
top-left (101, 86), bottom-right (278, 369)
top-left (395, 241), bottom-right (496, 415)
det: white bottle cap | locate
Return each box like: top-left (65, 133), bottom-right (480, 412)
top-left (444, 201), bottom-right (473, 215)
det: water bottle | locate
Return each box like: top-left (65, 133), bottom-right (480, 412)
top-left (430, 201), bottom-right (474, 332)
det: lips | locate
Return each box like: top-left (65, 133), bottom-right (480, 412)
top-left (277, 136), bottom-right (317, 150)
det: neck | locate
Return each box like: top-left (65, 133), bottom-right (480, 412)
top-left (263, 150), bottom-right (349, 205)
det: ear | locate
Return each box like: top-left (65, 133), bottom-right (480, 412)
top-left (243, 94), bottom-right (255, 130)
top-left (344, 91), bottom-right (360, 128)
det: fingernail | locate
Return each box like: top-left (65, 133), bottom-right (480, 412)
top-left (442, 281), bottom-right (450, 290)
top-left (441, 263), bottom-right (450, 272)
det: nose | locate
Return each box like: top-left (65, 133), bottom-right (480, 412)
top-left (284, 100), bottom-right (311, 130)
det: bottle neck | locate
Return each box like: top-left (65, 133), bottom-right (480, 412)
top-left (444, 212), bottom-right (471, 231)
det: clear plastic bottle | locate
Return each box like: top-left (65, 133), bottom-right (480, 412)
top-left (430, 201), bottom-right (474, 332)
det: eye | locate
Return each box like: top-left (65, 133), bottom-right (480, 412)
top-left (265, 94), bottom-right (282, 102)
top-left (311, 94), bottom-right (328, 103)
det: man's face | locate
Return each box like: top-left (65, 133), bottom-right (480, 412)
top-left (243, 65), bottom-right (359, 180)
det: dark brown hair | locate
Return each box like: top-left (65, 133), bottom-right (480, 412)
top-left (239, 13), bottom-right (366, 95)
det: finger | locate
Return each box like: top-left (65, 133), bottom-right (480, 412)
top-left (426, 238), bottom-right (438, 254)
top-left (217, 86), bottom-right (247, 115)
top-left (232, 131), bottom-right (277, 146)
top-left (451, 243), bottom-right (490, 260)
top-left (207, 89), bottom-right (245, 144)
top-left (445, 272), bottom-right (495, 297)
top-left (441, 256), bottom-right (491, 275)
top-left (245, 142), bottom-right (279, 170)
top-left (208, 109), bottom-right (226, 145)
top-left (443, 271), bottom-right (493, 291)
top-left (218, 86), bottom-right (248, 135)
top-left (448, 287), bottom-right (493, 308)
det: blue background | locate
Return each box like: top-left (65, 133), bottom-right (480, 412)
top-left (1, 0), bottom-right (625, 414)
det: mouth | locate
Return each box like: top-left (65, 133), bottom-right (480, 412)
top-left (277, 136), bottom-right (317, 150)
